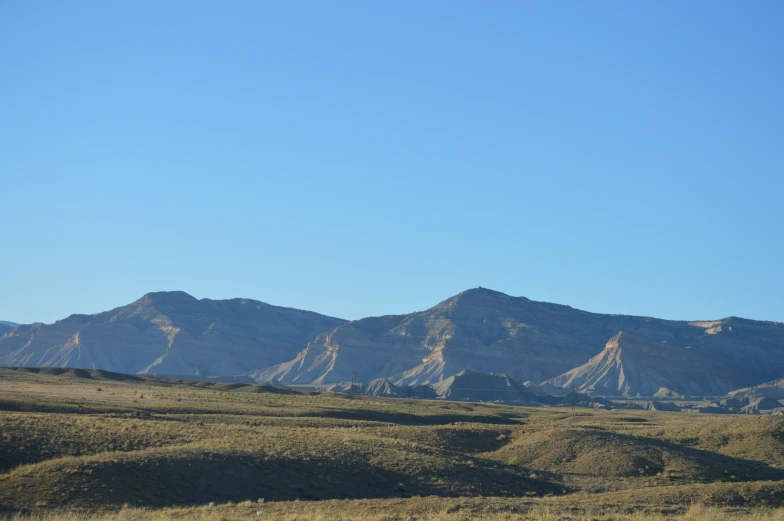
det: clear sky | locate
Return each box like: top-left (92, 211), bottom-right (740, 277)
top-left (2, 1), bottom-right (783, 325)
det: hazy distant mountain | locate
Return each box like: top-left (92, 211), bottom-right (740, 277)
top-left (253, 288), bottom-right (784, 393)
top-left (542, 331), bottom-right (743, 397)
top-left (0, 321), bottom-right (18, 334)
top-left (253, 287), bottom-right (613, 385)
top-left (2, 287), bottom-right (783, 399)
top-left (0, 292), bottom-right (345, 376)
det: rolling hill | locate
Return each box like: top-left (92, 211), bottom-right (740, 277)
top-left (2, 367), bottom-right (783, 519)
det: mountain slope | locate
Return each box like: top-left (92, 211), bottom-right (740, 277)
top-left (254, 288), bottom-right (619, 385)
top-left (0, 322), bottom-right (18, 336)
top-left (729, 377), bottom-right (784, 401)
top-left (3, 287), bottom-right (783, 396)
top-left (254, 288), bottom-right (784, 390)
top-left (543, 331), bottom-right (744, 397)
top-left (0, 292), bottom-right (345, 377)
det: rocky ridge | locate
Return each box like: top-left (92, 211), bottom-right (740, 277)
top-left (0, 292), bottom-right (345, 376)
top-left (3, 288), bottom-right (783, 404)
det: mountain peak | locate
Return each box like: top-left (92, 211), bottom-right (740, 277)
top-left (141, 290), bottom-right (197, 302)
top-left (459, 287), bottom-right (517, 299)
top-left (441, 287), bottom-right (527, 309)
top-left (134, 291), bottom-right (200, 311)
top-left (1, 291), bottom-right (346, 378)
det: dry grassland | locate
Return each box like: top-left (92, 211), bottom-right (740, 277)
top-left (0, 368), bottom-right (782, 520)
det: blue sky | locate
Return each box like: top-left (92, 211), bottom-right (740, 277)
top-left (1, 1), bottom-right (783, 325)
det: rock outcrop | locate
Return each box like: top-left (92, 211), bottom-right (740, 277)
top-left (321, 378), bottom-right (433, 398)
top-left (431, 370), bottom-right (544, 403)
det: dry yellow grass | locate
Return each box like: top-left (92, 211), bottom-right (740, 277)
top-left (0, 368), bottom-right (782, 519)
top-left (3, 502), bottom-right (784, 521)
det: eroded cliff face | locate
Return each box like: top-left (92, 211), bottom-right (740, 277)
top-left (730, 377), bottom-right (784, 400)
top-left (253, 288), bottom-right (784, 394)
top-left (542, 331), bottom-right (743, 397)
top-left (3, 288), bottom-right (783, 398)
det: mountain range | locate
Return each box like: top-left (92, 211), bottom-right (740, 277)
top-left (1, 288), bottom-right (782, 400)
top-left (0, 292), bottom-right (345, 376)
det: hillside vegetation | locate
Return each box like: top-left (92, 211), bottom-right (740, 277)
top-left (0, 367), bottom-right (783, 520)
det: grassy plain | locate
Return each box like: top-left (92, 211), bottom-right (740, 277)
top-left (0, 367), bottom-right (782, 520)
